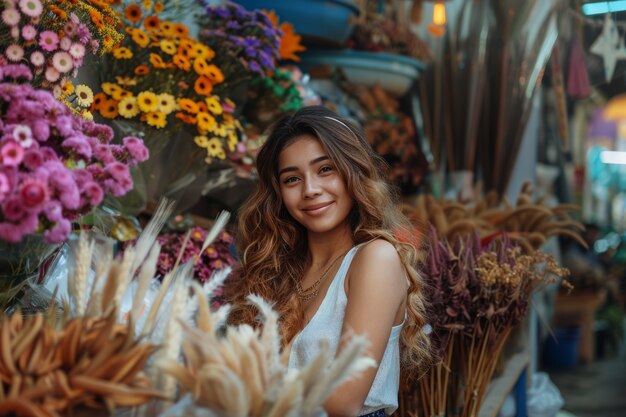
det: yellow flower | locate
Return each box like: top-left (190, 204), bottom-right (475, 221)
top-left (101, 82), bottom-right (122, 96)
top-left (206, 138), bottom-right (224, 158)
top-left (192, 44), bottom-right (215, 60)
top-left (118, 96), bottom-right (140, 118)
top-left (81, 110), bottom-right (93, 121)
top-left (149, 53), bottom-right (167, 69)
top-left (146, 111), bottom-right (166, 128)
top-left (160, 40), bottom-right (177, 55)
top-left (113, 47), bottom-right (133, 59)
top-left (115, 76), bottom-right (137, 87)
top-left (75, 85), bottom-right (94, 107)
top-left (227, 131), bottom-right (238, 152)
top-left (205, 96), bottom-right (223, 115)
top-left (157, 93), bottom-right (177, 115)
top-left (61, 81), bottom-right (74, 97)
top-left (196, 112), bottom-right (216, 132)
top-left (142, 0), bottom-right (153, 9)
top-left (137, 91), bottom-right (159, 112)
top-left (154, 1), bottom-right (163, 13)
top-left (194, 135), bottom-right (209, 147)
top-left (131, 29), bottom-right (150, 48)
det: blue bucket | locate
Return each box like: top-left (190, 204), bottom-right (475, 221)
top-left (544, 327), bottom-right (581, 370)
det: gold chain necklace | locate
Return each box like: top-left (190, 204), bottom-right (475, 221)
top-left (296, 250), bottom-right (350, 302)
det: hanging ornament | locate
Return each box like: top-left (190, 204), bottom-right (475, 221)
top-left (590, 14), bottom-right (626, 81)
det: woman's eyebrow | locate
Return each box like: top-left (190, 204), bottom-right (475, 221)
top-left (278, 155), bottom-right (330, 176)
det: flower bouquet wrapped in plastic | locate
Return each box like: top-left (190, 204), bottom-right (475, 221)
top-left (0, 82), bottom-right (147, 285)
top-left (91, 1), bottom-right (245, 215)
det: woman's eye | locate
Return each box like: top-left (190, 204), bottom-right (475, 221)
top-left (319, 166), bottom-right (333, 174)
top-left (283, 176), bottom-right (299, 184)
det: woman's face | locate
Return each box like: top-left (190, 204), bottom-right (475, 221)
top-left (277, 135), bottom-right (353, 236)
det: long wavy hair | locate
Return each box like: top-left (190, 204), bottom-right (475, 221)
top-left (224, 106), bottom-right (430, 374)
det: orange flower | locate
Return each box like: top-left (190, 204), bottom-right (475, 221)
top-left (149, 53), bottom-right (167, 68)
top-left (175, 112), bottom-right (196, 125)
top-left (178, 98), bottom-right (199, 114)
top-left (277, 22), bottom-right (305, 62)
top-left (89, 9), bottom-right (103, 28)
top-left (134, 65), bottom-right (150, 75)
top-left (205, 64), bottom-right (224, 84)
top-left (90, 92), bottom-right (107, 111)
top-left (154, 1), bottom-right (163, 13)
top-left (144, 16), bottom-right (160, 30)
top-left (146, 111), bottom-right (166, 128)
top-left (161, 21), bottom-right (174, 35)
top-left (100, 99), bottom-right (120, 119)
top-left (48, 5), bottom-right (67, 20)
top-left (193, 57), bottom-right (209, 76)
top-left (194, 76), bottom-right (213, 96)
top-left (125, 4), bottom-right (142, 22)
top-left (197, 101), bottom-right (208, 113)
top-left (173, 23), bottom-right (189, 38)
top-left (173, 54), bottom-right (190, 71)
top-left (131, 29), bottom-right (150, 47)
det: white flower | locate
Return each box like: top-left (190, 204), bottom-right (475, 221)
top-left (12, 125), bottom-right (33, 148)
top-left (52, 51), bottom-right (73, 73)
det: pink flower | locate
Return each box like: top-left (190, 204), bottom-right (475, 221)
top-left (54, 115), bottom-right (74, 137)
top-left (64, 21), bottom-right (76, 37)
top-left (19, 177), bottom-right (49, 211)
top-left (45, 66), bottom-right (60, 82)
top-left (83, 181), bottom-right (103, 206)
top-left (5, 44), bottom-right (24, 62)
top-left (59, 185), bottom-right (79, 209)
top-left (2, 197), bottom-right (25, 221)
top-left (12, 125), bottom-right (33, 147)
top-left (10, 26), bottom-right (19, 39)
top-left (123, 136), bottom-right (149, 162)
top-left (94, 144), bottom-right (115, 164)
top-left (39, 31), bottom-right (59, 52)
top-left (1, 141), bottom-right (24, 166)
top-left (69, 43), bottom-right (85, 60)
top-left (52, 51), bottom-right (73, 73)
top-left (19, 0), bottom-right (43, 18)
top-left (21, 24), bottom-right (36, 41)
top-left (22, 148), bottom-right (43, 170)
top-left (1, 8), bottom-right (20, 26)
top-left (59, 37), bottom-right (71, 51)
top-left (43, 218), bottom-right (71, 243)
top-left (39, 147), bottom-right (57, 161)
top-left (73, 169), bottom-right (92, 188)
top-left (105, 162), bottom-right (130, 183)
top-left (30, 51), bottom-right (44, 66)
top-left (0, 172), bottom-right (9, 201)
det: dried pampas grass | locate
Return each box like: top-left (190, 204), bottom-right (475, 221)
top-left (160, 290), bottom-right (376, 417)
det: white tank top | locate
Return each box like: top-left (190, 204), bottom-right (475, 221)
top-left (287, 245), bottom-right (404, 416)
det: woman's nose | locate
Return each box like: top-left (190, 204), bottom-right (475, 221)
top-left (303, 176), bottom-right (322, 198)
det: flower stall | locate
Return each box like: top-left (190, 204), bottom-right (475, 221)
top-left (0, 0), bottom-right (602, 416)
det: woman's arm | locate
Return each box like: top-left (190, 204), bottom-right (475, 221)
top-left (324, 239), bottom-right (408, 417)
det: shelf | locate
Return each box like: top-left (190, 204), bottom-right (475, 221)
top-left (478, 350), bottom-right (531, 417)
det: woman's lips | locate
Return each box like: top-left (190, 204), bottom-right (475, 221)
top-left (301, 201), bottom-right (333, 216)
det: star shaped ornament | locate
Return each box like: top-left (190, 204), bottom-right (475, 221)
top-left (590, 14), bottom-right (626, 81)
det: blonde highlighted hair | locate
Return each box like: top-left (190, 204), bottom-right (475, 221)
top-left (225, 106), bottom-right (430, 375)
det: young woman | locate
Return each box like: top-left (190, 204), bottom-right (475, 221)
top-left (225, 106), bottom-right (430, 417)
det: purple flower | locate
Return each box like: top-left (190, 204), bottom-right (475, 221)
top-left (40, 147), bottom-right (58, 161)
top-left (0, 64), bottom-right (33, 81)
top-left (104, 162), bottom-right (130, 183)
top-left (58, 185), bottom-right (80, 209)
top-left (248, 61), bottom-right (261, 74)
top-left (72, 169), bottom-right (92, 188)
top-left (22, 148), bottom-right (44, 170)
top-left (0, 222), bottom-right (25, 243)
top-left (54, 115), bottom-right (75, 137)
top-left (39, 31), bottom-right (59, 52)
top-left (43, 218), bottom-right (71, 243)
top-left (32, 120), bottom-right (50, 141)
top-left (123, 136), bottom-right (149, 162)
top-left (94, 144), bottom-right (115, 164)
top-left (43, 200), bottom-right (62, 222)
top-left (88, 123), bottom-right (114, 143)
top-left (19, 177), bottom-right (49, 211)
top-left (62, 135), bottom-right (92, 159)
